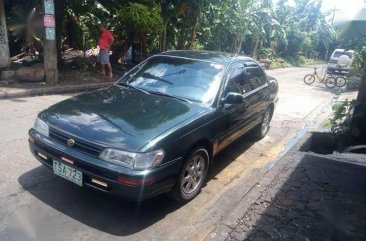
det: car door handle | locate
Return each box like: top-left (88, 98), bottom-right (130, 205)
top-left (243, 103), bottom-right (249, 110)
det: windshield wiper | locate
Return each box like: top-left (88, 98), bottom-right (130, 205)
top-left (149, 91), bottom-right (191, 104)
top-left (116, 82), bottom-right (150, 95)
top-left (142, 73), bottom-right (174, 85)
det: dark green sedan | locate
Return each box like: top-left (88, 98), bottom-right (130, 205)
top-left (29, 51), bottom-right (278, 202)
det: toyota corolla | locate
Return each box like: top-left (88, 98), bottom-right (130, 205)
top-left (28, 51), bottom-right (278, 202)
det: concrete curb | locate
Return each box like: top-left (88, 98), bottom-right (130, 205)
top-left (0, 82), bottom-right (113, 99)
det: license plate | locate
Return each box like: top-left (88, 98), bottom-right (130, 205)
top-left (53, 160), bottom-right (83, 186)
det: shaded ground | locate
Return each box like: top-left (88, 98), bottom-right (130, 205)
top-left (226, 152), bottom-right (366, 241)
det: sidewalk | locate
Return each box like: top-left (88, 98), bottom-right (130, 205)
top-left (205, 137), bottom-right (366, 241)
top-left (0, 80), bottom-right (114, 99)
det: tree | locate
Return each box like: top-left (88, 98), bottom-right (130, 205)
top-left (0, 0), bottom-right (11, 68)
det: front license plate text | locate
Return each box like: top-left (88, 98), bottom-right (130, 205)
top-left (53, 160), bottom-right (83, 186)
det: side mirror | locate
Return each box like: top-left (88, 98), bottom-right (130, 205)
top-left (223, 92), bottom-right (244, 104)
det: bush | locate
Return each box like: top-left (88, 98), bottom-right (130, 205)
top-left (351, 47), bottom-right (366, 77)
top-left (258, 48), bottom-right (273, 59)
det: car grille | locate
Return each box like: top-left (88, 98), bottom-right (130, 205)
top-left (49, 128), bottom-right (104, 157)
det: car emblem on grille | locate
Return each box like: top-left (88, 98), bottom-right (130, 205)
top-left (67, 139), bottom-right (75, 147)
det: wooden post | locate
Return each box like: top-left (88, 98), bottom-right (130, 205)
top-left (43, 0), bottom-right (58, 84)
top-left (0, 0), bottom-right (10, 69)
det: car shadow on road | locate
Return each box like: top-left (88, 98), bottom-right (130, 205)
top-left (18, 166), bottom-right (183, 236)
top-left (207, 133), bottom-right (255, 181)
top-left (17, 133), bottom-right (255, 237)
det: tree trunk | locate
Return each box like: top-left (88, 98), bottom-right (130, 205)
top-left (235, 35), bottom-right (244, 54)
top-left (177, 27), bottom-right (185, 50)
top-left (351, 61), bottom-right (366, 143)
top-left (187, 19), bottom-right (198, 50)
top-left (159, 24), bottom-right (167, 52)
top-left (252, 37), bottom-right (260, 59)
top-left (0, 0), bottom-right (10, 69)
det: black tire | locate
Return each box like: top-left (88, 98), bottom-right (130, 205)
top-left (336, 76), bottom-right (346, 87)
top-left (252, 107), bottom-right (272, 140)
top-left (304, 74), bottom-right (315, 85)
top-left (325, 77), bottom-right (336, 88)
top-left (170, 147), bottom-right (210, 202)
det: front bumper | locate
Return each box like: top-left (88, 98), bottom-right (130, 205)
top-left (28, 129), bottom-right (181, 201)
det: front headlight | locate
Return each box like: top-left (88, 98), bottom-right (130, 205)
top-left (99, 149), bottom-right (165, 170)
top-left (34, 117), bottom-right (49, 137)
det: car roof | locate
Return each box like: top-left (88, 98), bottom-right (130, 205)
top-left (158, 50), bottom-right (254, 66)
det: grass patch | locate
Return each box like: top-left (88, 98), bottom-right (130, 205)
top-left (269, 56), bottom-right (325, 69)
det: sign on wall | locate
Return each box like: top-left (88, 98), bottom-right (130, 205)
top-left (44, 15), bottom-right (55, 28)
top-left (44, 0), bottom-right (56, 40)
top-left (44, 0), bottom-right (55, 15)
top-left (45, 27), bottom-right (55, 40)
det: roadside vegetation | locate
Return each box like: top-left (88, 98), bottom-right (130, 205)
top-left (5, 0), bottom-right (353, 67)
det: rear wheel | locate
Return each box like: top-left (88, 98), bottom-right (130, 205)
top-left (171, 147), bottom-right (209, 202)
top-left (336, 76), bottom-right (346, 87)
top-left (304, 74), bottom-right (315, 85)
top-left (325, 77), bottom-right (336, 88)
top-left (252, 108), bottom-right (272, 140)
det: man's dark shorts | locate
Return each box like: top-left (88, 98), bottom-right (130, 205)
top-left (98, 50), bottom-right (110, 65)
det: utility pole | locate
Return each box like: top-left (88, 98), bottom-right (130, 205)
top-left (330, 7), bottom-right (340, 27)
top-left (0, 0), bottom-right (10, 69)
top-left (43, 0), bottom-right (58, 84)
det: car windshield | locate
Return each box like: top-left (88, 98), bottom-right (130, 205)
top-left (117, 56), bottom-right (224, 104)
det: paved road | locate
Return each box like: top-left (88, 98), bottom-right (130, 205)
top-left (0, 66), bottom-right (336, 241)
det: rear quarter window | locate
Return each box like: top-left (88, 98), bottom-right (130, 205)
top-left (244, 62), bottom-right (267, 92)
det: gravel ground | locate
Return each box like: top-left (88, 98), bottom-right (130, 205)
top-left (226, 152), bottom-right (366, 241)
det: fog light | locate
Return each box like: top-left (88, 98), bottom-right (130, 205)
top-left (91, 178), bottom-right (108, 187)
top-left (37, 152), bottom-right (47, 160)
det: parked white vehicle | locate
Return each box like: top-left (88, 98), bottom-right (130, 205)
top-left (327, 49), bottom-right (354, 74)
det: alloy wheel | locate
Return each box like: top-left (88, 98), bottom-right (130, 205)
top-left (180, 153), bottom-right (206, 194)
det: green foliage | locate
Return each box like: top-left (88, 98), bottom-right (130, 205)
top-left (351, 47), bottom-right (366, 76)
top-left (330, 99), bottom-right (358, 134)
top-left (115, 3), bottom-right (163, 35)
top-left (257, 48), bottom-right (273, 59)
top-left (4, 0), bottom-right (343, 63)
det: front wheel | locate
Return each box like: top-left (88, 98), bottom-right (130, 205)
top-left (325, 77), bottom-right (336, 88)
top-left (171, 147), bottom-right (209, 202)
top-left (304, 74), bottom-right (316, 85)
top-left (336, 76), bottom-right (346, 87)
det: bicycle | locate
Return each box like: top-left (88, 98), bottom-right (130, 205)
top-left (334, 75), bottom-right (347, 88)
top-left (303, 67), bottom-right (337, 88)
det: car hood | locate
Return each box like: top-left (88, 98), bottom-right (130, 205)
top-left (40, 85), bottom-right (205, 151)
